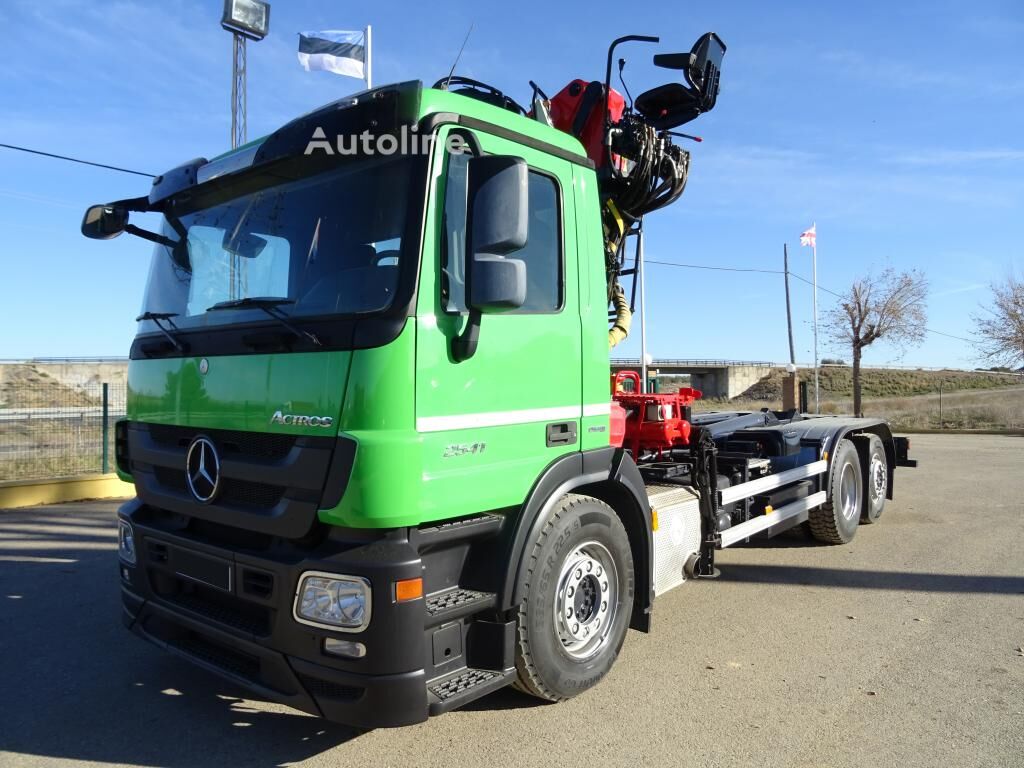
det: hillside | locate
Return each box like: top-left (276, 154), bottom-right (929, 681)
top-left (0, 364), bottom-right (101, 409)
top-left (737, 367), bottom-right (1023, 402)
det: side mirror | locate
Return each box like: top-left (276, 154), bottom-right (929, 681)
top-left (466, 155), bottom-right (528, 313)
top-left (452, 155), bottom-right (529, 362)
top-left (81, 204), bottom-right (128, 240)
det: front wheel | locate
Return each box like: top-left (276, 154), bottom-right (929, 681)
top-left (513, 493), bottom-right (634, 701)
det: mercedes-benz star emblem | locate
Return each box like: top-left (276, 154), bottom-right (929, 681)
top-left (185, 436), bottom-right (221, 504)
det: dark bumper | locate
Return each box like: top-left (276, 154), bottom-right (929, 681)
top-left (118, 499), bottom-right (429, 729)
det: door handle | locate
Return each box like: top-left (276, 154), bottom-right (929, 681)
top-left (546, 421), bottom-right (578, 447)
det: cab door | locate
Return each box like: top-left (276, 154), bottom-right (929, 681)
top-left (414, 124), bottom-right (582, 521)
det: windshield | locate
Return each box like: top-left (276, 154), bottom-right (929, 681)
top-left (138, 155), bottom-right (419, 334)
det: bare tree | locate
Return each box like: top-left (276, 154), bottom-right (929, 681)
top-left (972, 277), bottom-right (1024, 370)
top-left (828, 268), bottom-right (929, 416)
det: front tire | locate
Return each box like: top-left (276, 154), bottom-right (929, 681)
top-left (513, 493), bottom-right (634, 701)
top-left (808, 439), bottom-right (863, 544)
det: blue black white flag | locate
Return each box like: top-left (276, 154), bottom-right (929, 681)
top-left (298, 30), bottom-right (366, 79)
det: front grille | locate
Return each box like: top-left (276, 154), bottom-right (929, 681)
top-left (154, 466), bottom-right (187, 491)
top-left (148, 424), bottom-right (296, 460)
top-left (220, 478), bottom-right (285, 509)
top-left (157, 580), bottom-right (273, 636)
top-left (153, 467), bottom-right (285, 510)
top-left (130, 421), bottom-right (343, 540)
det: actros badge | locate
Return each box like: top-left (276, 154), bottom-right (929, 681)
top-left (270, 410), bottom-right (334, 428)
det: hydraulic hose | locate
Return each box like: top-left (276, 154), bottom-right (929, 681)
top-left (608, 282), bottom-right (631, 348)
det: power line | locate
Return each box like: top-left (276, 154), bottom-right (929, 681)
top-left (646, 259), bottom-right (783, 275)
top-left (0, 143), bottom-right (155, 178)
top-left (787, 273), bottom-right (974, 342)
top-left (647, 257), bottom-right (975, 344)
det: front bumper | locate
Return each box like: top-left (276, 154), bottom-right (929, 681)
top-left (118, 499), bottom-right (429, 729)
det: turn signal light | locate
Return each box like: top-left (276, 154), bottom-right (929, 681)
top-left (394, 577), bottom-right (423, 603)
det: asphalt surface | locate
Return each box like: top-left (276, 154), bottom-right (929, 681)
top-left (1, 434), bottom-right (1022, 768)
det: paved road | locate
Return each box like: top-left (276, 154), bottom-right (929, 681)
top-left (1, 434), bottom-right (1022, 768)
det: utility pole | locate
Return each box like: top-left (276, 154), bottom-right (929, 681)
top-left (783, 243), bottom-right (796, 365)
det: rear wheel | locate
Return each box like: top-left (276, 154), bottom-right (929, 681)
top-left (856, 434), bottom-right (887, 523)
top-left (808, 439), bottom-right (862, 544)
top-left (513, 493), bottom-right (634, 701)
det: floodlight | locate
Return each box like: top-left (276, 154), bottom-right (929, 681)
top-left (221, 0), bottom-right (270, 41)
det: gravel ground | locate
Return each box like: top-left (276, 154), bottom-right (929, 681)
top-left (1, 433), bottom-right (1021, 768)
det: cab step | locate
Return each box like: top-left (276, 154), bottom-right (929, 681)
top-left (413, 513), bottom-right (504, 550)
top-left (427, 666), bottom-right (516, 715)
top-left (425, 587), bottom-right (496, 623)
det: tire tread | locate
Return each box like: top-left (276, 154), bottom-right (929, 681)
top-left (808, 440), bottom-right (859, 545)
top-left (512, 493), bottom-right (622, 701)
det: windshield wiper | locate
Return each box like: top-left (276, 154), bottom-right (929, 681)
top-left (206, 297), bottom-right (322, 346)
top-left (136, 312), bottom-right (186, 352)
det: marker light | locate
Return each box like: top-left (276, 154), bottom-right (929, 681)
top-left (394, 577), bottom-right (423, 603)
top-left (294, 572), bottom-right (371, 631)
top-left (118, 520), bottom-right (136, 564)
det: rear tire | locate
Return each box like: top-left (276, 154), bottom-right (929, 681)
top-left (808, 439), bottom-right (862, 544)
top-left (513, 493), bottom-right (634, 701)
top-left (856, 434), bottom-right (887, 524)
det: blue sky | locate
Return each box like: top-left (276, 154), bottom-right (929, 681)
top-left (1, 0), bottom-right (1021, 365)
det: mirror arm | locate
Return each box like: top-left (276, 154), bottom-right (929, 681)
top-left (452, 309), bottom-right (481, 363)
top-left (124, 224), bottom-right (178, 248)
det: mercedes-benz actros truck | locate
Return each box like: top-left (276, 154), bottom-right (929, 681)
top-left (82, 32), bottom-right (914, 728)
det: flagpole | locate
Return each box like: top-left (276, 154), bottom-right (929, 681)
top-left (812, 224), bottom-right (820, 414)
top-left (365, 25), bottom-right (372, 89)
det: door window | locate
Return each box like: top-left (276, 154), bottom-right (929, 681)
top-left (442, 151), bottom-right (563, 314)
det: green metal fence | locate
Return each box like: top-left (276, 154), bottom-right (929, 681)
top-left (0, 370), bottom-right (127, 482)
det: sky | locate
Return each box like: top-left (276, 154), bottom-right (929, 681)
top-left (0, 0), bottom-right (1022, 366)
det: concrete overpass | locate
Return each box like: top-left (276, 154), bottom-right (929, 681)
top-left (611, 358), bottom-right (776, 400)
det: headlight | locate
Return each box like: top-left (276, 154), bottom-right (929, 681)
top-left (293, 572), bottom-right (371, 632)
top-left (118, 520), bottom-right (136, 564)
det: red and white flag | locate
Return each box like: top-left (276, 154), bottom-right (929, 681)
top-left (800, 223), bottom-right (816, 248)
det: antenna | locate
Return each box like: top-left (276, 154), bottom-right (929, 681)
top-left (442, 23), bottom-right (475, 90)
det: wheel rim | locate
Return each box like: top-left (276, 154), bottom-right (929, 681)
top-left (870, 455), bottom-right (887, 501)
top-left (553, 540), bottom-right (618, 660)
top-left (839, 461), bottom-right (861, 521)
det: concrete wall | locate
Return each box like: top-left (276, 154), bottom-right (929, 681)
top-left (0, 474), bottom-right (133, 509)
top-left (690, 366), bottom-right (772, 399)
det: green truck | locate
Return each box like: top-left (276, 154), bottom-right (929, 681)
top-left (82, 33), bottom-right (914, 728)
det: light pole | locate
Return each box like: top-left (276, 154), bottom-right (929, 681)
top-left (221, 0), bottom-right (271, 149)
